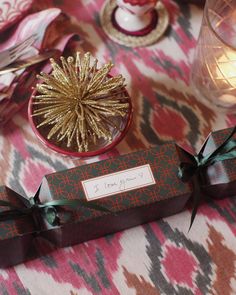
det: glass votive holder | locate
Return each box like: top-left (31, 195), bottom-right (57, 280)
top-left (191, 0), bottom-right (236, 112)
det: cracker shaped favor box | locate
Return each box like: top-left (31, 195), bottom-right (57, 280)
top-left (2, 126), bottom-right (236, 267)
top-left (37, 142), bottom-right (192, 247)
top-left (0, 142), bottom-right (192, 267)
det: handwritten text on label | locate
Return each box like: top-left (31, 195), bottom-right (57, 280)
top-left (82, 164), bottom-right (155, 201)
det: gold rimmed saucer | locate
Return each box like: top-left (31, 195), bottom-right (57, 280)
top-left (100, 0), bottom-right (169, 47)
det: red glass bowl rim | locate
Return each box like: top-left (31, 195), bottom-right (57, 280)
top-left (28, 88), bottom-right (133, 157)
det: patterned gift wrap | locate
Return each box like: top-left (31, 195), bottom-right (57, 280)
top-left (0, 186), bottom-right (35, 268)
top-left (38, 143), bottom-right (192, 247)
top-left (201, 127), bottom-right (236, 199)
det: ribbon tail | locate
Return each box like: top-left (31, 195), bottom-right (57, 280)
top-left (188, 176), bottom-right (201, 231)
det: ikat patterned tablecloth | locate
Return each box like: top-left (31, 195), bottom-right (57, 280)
top-left (0, 0), bottom-right (236, 294)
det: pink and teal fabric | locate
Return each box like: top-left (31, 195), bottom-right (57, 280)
top-left (0, 0), bottom-right (236, 294)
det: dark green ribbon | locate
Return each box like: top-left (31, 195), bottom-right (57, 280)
top-left (0, 197), bottom-right (110, 226)
top-left (178, 126), bottom-right (236, 230)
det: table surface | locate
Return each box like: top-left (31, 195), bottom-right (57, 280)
top-left (1, 1), bottom-right (236, 294)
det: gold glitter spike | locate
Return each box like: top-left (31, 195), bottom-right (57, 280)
top-left (75, 52), bottom-right (81, 69)
top-left (80, 52), bottom-right (91, 82)
top-left (50, 58), bottom-right (70, 85)
top-left (91, 58), bottom-right (98, 78)
top-left (33, 51), bottom-right (129, 153)
top-left (67, 116), bottom-right (80, 145)
top-left (37, 79), bottom-right (71, 98)
top-left (88, 90), bottom-right (126, 101)
top-left (60, 57), bottom-right (71, 82)
top-left (87, 62), bottom-right (113, 92)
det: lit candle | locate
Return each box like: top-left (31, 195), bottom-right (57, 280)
top-left (215, 50), bottom-right (236, 104)
top-left (216, 51), bottom-right (236, 87)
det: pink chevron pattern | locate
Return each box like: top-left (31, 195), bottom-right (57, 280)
top-left (0, 0), bottom-right (33, 32)
top-left (0, 0), bottom-right (236, 294)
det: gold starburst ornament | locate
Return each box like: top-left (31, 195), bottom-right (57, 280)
top-left (29, 52), bottom-right (132, 156)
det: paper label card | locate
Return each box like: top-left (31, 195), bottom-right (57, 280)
top-left (82, 164), bottom-right (156, 201)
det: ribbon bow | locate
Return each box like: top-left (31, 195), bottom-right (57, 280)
top-left (0, 195), bottom-right (110, 226)
top-left (178, 126), bottom-right (236, 230)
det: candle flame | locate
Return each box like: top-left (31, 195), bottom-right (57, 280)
top-left (216, 51), bottom-right (236, 88)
